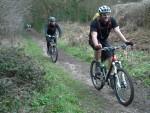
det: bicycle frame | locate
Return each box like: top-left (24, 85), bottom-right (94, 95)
top-left (46, 35), bottom-right (56, 45)
top-left (103, 46), bottom-right (127, 88)
top-left (46, 35), bottom-right (58, 63)
top-left (101, 45), bottom-right (125, 83)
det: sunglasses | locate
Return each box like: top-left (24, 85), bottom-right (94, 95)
top-left (101, 13), bottom-right (110, 16)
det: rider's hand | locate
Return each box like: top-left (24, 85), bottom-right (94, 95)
top-left (125, 41), bottom-right (134, 46)
top-left (95, 44), bottom-right (102, 50)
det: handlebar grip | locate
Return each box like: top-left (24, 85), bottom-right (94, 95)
top-left (125, 42), bottom-right (134, 46)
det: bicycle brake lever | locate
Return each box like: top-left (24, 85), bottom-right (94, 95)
top-left (121, 44), bottom-right (127, 50)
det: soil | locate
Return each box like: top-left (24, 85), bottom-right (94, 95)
top-left (28, 29), bottom-right (150, 113)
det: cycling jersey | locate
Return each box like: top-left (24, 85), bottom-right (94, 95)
top-left (46, 23), bottom-right (62, 36)
top-left (89, 17), bottom-right (118, 61)
top-left (90, 17), bottom-right (118, 42)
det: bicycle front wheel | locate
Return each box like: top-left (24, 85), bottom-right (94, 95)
top-left (90, 60), bottom-right (105, 90)
top-left (49, 45), bottom-right (58, 63)
top-left (114, 68), bottom-right (134, 106)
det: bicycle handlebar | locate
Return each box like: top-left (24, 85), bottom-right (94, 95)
top-left (101, 44), bottom-right (131, 52)
top-left (46, 35), bottom-right (56, 38)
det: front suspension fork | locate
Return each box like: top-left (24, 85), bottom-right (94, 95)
top-left (112, 61), bottom-right (127, 88)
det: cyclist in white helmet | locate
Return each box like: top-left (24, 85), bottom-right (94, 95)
top-left (89, 5), bottom-right (133, 73)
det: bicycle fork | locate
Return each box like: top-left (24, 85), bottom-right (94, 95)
top-left (112, 61), bottom-right (127, 88)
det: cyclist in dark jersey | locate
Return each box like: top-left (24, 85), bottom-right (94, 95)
top-left (45, 16), bottom-right (62, 54)
top-left (89, 5), bottom-right (133, 72)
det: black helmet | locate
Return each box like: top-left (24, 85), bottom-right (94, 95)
top-left (48, 16), bottom-right (56, 22)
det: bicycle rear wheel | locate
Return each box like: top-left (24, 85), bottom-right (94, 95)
top-left (49, 45), bottom-right (58, 63)
top-left (90, 60), bottom-right (105, 90)
top-left (114, 68), bottom-right (134, 106)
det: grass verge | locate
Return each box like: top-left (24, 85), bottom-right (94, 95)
top-left (22, 33), bottom-right (105, 113)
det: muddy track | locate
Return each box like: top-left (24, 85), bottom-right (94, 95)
top-left (28, 29), bottom-right (149, 113)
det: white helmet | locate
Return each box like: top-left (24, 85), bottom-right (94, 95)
top-left (98, 5), bottom-right (111, 14)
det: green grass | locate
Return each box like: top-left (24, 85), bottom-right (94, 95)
top-left (59, 40), bottom-right (150, 87)
top-left (22, 33), bottom-right (104, 113)
top-left (123, 51), bottom-right (150, 87)
top-left (23, 35), bottom-right (84, 113)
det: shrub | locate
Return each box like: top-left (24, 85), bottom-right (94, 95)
top-left (0, 47), bottom-right (46, 112)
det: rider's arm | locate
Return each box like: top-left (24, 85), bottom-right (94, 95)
top-left (45, 24), bottom-right (48, 36)
top-left (91, 31), bottom-right (99, 46)
top-left (114, 26), bottom-right (128, 43)
top-left (90, 21), bottom-right (102, 49)
top-left (56, 24), bottom-right (62, 37)
top-left (111, 17), bottom-right (132, 44)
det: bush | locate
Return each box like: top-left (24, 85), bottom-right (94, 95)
top-left (0, 47), bottom-right (46, 112)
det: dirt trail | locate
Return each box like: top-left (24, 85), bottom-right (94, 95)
top-left (28, 29), bottom-right (149, 113)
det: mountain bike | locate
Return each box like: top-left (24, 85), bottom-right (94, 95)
top-left (90, 44), bottom-right (134, 106)
top-left (47, 35), bottom-right (58, 63)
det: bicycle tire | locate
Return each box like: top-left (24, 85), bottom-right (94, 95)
top-left (49, 45), bottom-right (58, 63)
top-left (114, 68), bottom-right (134, 106)
top-left (90, 60), bottom-right (105, 90)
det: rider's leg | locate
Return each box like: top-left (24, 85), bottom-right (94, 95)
top-left (89, 39), bottom-right (101, 73)
top-left (107, 57), bottom-right (115, 88)
top-left (101, 41), bottom-right (113, 77)
top-left (54, 37), bottom-right (57, 44)
top-left (95, 50), bottom-right (101, 74)
top-left (95, 50), bottom-right (101, 61)
top-left (107, 56), bottom-right (115, 84)
top-left (107, 57), bottom-right (112, 70)
top-left (89, 37), bottom-right (100, 61)
top-left (101, 41), bottom-right (112, 69)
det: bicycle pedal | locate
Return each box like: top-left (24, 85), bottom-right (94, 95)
top-left (95, 74), bottom-right (100, 78)
top-left (96, 74), bottom-right (104, 81)
top-left (95, 71), bottom-right (101, 75)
